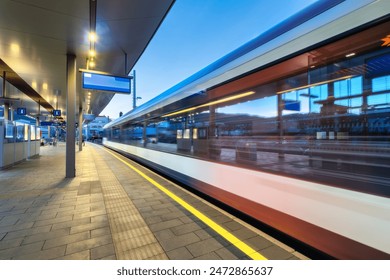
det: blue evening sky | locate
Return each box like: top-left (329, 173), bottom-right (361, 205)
top-left (101, 0), bottom-right (318, 119)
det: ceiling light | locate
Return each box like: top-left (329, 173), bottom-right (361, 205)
top-left (89, 49), bottom-right (96, 57)
top-left (89, 32), bottom-right (97, 42)
top-left (10, 43), bottom-right (20, 53)
top-left (42, 83), bottom-right (48, 90)
top-left (345, 53), bottom-right (355, 58)
top-left (88, 60), bottom-right (95, 68)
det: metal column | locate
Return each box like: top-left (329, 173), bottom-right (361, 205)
top-left (78, 107), bottom-right (83, 151)
top-left (2, 71), bottom-right (9, 120)
top-left (66, 54), bottom-right (77, 178)
top-left (132, 70), bottom-right (136, 109)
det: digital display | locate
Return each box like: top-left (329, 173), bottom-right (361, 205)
top-left (82, 72), bottom-right (131, 93)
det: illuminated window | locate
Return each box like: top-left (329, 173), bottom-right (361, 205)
top-left (334, 76), bottom-right (362, 97)
top-left (372, 75), bottom-right (390, 92)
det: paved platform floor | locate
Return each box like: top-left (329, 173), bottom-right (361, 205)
top-left (0, 142), bottom-right (308, 260)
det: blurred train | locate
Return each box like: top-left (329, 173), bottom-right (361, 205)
top-left (103, 0), bottom-right (390, 259)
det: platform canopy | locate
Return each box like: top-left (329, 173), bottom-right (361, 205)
top-left (0, 0), bottom-right (175, 121)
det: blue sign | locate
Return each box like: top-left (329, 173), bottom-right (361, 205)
top-left (40, 121), bottom-right (53, 126)
top-left (83, 113), bottom-right (95, 121)
top-left (17, 107), bottom-right (27, 115)
top-left (82, 72), bottom-right (131, 93)
top-left (283, 100), bottom-right (301, 111)
top-left (53, 109), bottom-right (61, 117)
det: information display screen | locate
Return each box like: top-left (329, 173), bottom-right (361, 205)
top-left (82, 72), bottom-right (131, 93)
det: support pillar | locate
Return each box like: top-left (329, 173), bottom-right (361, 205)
top-left (78, 107), bottom-right (83, 151)
top-left (66, 54), bottom-right (76, 178)
top-left (2, 71), bottom-right (9, 120)
top-left (132, 70), bottom-right (137, 109)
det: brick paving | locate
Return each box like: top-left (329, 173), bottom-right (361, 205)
top-left (0, 142), bottom-right (307, 260)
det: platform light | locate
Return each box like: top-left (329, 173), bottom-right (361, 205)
top-left (89, 49), bottom-right (96, 57)
top-left (89, 32), bottom-right (97, 42)
top-left (10, 43), bottom-right (20, 54)
top-left (88, 59), bottom-right (96, 68)
top-left (163, 91), bottom-right (255, 117)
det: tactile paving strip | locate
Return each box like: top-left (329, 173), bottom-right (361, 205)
top-left (92, 150), bottom-right (168, 260)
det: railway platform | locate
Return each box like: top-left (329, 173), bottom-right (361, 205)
top-left (0, 142), bottom-right (307, 260)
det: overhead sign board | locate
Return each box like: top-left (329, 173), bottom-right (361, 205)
top-left (17, 107), bottom-right (27, 115)
top-left (82, 72), bottom-right (131, 94)
top-left (53, 109), bottom-right (61, 117)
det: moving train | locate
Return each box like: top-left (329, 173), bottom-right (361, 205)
top-left (103, 0), bottom-right (390, 259)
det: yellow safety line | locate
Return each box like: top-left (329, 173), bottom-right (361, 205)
top-left (102, 147), bottom-right (267, 260)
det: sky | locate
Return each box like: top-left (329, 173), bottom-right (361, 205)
top-left (100, 0), bottom-right (318, 120)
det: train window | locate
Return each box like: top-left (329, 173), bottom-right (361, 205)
top-left (282, 89), bottom-right (310, 115)
top-left (197, 128), bottom-right (207, 139)
top-left (334, 97), bottom-right (362, 114)
top-left (372, 75), bottom-right (390, 92)
top-left (193, 128), bottom-right (198, 139)
top-left (368, 93), bottom-right (390, 108)
top-left (366, 53), bottom-right (390, 79)
top-left (217, 96), bottom-right (277, 118)
top-left (334, 76), bottom-right (362, 97)
top-left (309, 84), bottom-right (328, 113)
